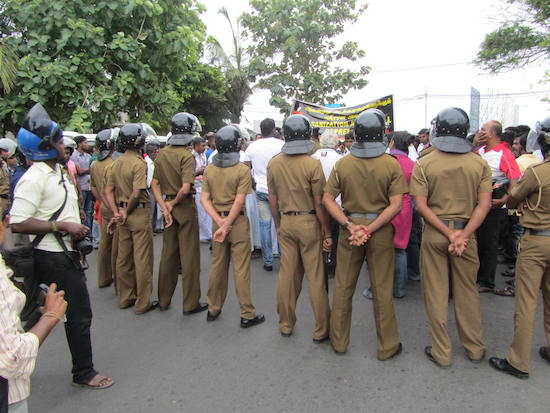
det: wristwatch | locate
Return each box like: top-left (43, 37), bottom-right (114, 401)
top-left (342, 220), bottom-right (351, 229)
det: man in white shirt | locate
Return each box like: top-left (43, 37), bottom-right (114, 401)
top-left (10, 103), bottom-right (112, 389)
top-left (312, 129), bottom-right (342, 277)
top-left (243, 118), bottom-right (283, 271)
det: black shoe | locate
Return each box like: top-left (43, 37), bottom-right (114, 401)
top-left (489, 357), bottom-right (528, 379)
top-left (281, 331), bottom-right (292, 337)
top-left (183, 302), bottom-right (208, 315)
top-left (312, 336), bottom-right (330, 344)
top-left (207, 310), bottom-right (221, 322)
top-left (240, 314), bottom-right (265, 328)
top-left (425, 346), bottom-right (451, 369)
top-left (467, 349), bottom-right (486, 364)
top-left (159, 305), bottom-right (170, 311)
top-left (263, 264), bottom-right (273, 272)
top-left (139, 301), bottom-right (159, 314)
top-left (381, 343), bottom-right (402, 361)
top-left (539, 347), bottom-right (550, 364)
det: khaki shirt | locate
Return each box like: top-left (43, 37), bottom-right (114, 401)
top-left (90, 157), bottom-right (114, 198)
top-left (267, 153), bottom-right (325, 212)
top-left (202, 162), bottom-right (252, 212)
top-left (153, 145), bottom-right (195, 196)
top-left (511, 161), bottom-right (550, 230)
top-left (418, 145), bottom-right (436, 159)
top-left (106, 152), bottom-right (149, 204)
top-left (0, 163), bottom-right (9, 196)
top-left (325, 153), bottom-right (407, 214)
top-left (410, 149), bottom-right (492, 220)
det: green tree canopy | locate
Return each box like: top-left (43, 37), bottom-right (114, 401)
top-left (0, 0), bottom-right (217, 133)
top-left (242, 0), bottom-right (370, 113)
top-left (207, 7), bottom-right (253, 124)
top-left (476, 0), bottom-right (549, 72)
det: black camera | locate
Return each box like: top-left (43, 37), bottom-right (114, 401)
top-left (74, 237), bottom-right (93, 256)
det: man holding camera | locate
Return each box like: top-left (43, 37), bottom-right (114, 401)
top-left (10, 103), bottom-right (113, 389)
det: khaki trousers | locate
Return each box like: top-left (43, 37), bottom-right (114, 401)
top-left (277, 214), bottom-right (330, 339)
top-left (330, 221), bottom-right (400, 359)
top-left (508, 232), bottom-right (550, 372)
top-left (207, 215), bottom-right (256, 319)
top-left (97, 206), bottom-right (113, 287)
top-left (421, 223), bottom-right (485, 365)
top-left (0, 197), bottom-right (9, 214)
top-left (116, 207), bottom-right (154, 314)
top-left (157, 199), bottom-right (201, 312)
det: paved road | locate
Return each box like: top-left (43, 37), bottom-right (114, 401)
top-left (29, 234), bottom-right (549, 412)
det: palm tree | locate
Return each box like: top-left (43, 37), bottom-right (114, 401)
top-left (208, 7), bottom-right (253, 124)
top-left (0, 41), bottom-right (18, 93)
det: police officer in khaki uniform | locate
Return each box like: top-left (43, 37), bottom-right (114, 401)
top-left (490, 118), bottom-right (550, 379)
top-left (200, 125), bottom-right (265, 327)
top-left (323, 109), bottom-right (406, 359)
top-left (104, 124), bottom-right (157, 314)
top-left (0, 139), bottom-right (13, 211)
top-left (267, 114), bottom-right (331, 341)
top-left (150, 112), bottom-right (206, 315)
top-left (409, 108), bottom-right (492, 368)
top-left (90, 129), bottom-right (116, 288)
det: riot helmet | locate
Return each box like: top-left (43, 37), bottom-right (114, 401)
top-left (216, 125), bottom-right (242, 154)
top-left (431, 108), bottom-right (472, 153)
top-left (118, 123), bottom-right (146, 150)
top-left (0, 138), bottom-right (18, 159)
top-left (212, 125), bottom-right (242, 168)
top-left (17, 103), bottom-right (63, 161)
top-left (168, 112), bottom-right (200, 146)
top-left (350, 109), bottom-right (387, 158)
top-left (95, 129), bottom-right (116, 161)
top-left (281, 114), bottom-right (314, 155)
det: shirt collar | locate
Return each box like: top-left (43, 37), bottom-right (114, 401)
top-left (390, 149), bottom-right (408, 157)
top-left (34, 161), bottom-right (62, 175)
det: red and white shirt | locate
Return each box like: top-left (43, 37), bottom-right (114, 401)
top-left (476, 142), bottom-right (521, 185)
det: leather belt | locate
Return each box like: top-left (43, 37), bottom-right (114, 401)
top-left (348, 213), bottom-right (378, 220)
top-left (441, 220), bottom-right (468, 230)
top-left (165, 195), bottom-right (176, 200)
top-left (218, 211), bottom-right (245, 217)
top-left (282, 210), bottom-right (315, 216)
top-left (119, 202), bottom-right (148, 209)
top-left (528, 229), bottom-right (550, 237)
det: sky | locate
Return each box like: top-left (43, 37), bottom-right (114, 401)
top-left (201, 0), bottom-right (549, 133)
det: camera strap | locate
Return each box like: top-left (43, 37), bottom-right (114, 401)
top-left (45, 169), bottom-right (80, 269)
top-left (30, 168), bottom-right (69, 248)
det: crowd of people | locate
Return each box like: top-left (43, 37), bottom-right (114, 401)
top-left (1, 101), bottom-right (549, 411)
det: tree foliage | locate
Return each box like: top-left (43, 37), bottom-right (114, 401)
top-left (206, 7), bottom-right (253, 124)
top-left (476, 0), bottom-right (549, 72)
top-left (181, 61), bottom-right (230, 132)
top-left (0, 0), bottom-right (221, 134)
top-left (242, 0), bottom-right (369, 113)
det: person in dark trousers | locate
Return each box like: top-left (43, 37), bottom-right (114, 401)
top-left (10, 103), bottom-right (113, 389)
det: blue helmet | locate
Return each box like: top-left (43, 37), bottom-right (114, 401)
top-left (17, 103), bottom-right (63, 161)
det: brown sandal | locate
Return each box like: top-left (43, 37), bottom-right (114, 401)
top-left (73, 374), bottom-right (114, 390)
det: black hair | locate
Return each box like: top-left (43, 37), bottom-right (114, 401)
top-left (192, 137), bottom-right (205, 147)
top-left (501, 131), bottom-right (515, 147)
top-left (312, 127), bottom-right (320, 140)
top-left (260, 118), bottom-right (276, 136)
top-left (537, 132), bottom-right (550, 156)
top-left (390, 131), bottom-right (413, 152)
